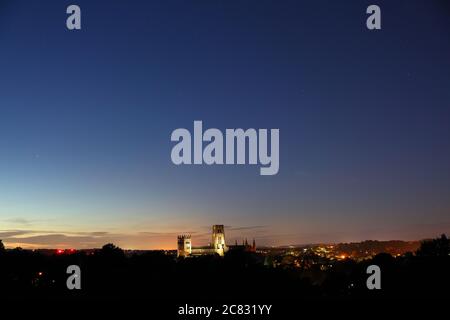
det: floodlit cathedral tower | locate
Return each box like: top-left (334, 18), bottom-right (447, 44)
top-left (176, 225), bottom-right (256, 257)
top-left (177, 235), bottom-right (192, 257)
top-left (212, 225), bottom-right (228, 256)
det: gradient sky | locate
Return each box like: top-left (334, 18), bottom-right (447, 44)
top-left (1, 0), bottom-right (450, 249)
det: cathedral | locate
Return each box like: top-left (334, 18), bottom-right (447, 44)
top-left (177, 225), bottom-right (256, 257)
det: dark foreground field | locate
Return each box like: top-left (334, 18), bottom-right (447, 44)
top-left (1, 236), bottom-right (449, 318)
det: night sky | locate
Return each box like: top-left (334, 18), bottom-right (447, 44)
top-left (1, 0), bottom-right (449, 249)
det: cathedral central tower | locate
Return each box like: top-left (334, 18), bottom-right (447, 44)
top-left (212, 225), bottom-right (227, 256)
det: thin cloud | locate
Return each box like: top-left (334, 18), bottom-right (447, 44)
top-left (226, 226), bottom-right (267, 231)
top-left (3, 218), bottom-right (34, 226)
top-left (0, 230), bottom-right (32, 238)
top-left (0, 228), bottom-right (179, 250)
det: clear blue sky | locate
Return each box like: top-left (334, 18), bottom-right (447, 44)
top-left (0, 0), bottom-right (449, 249)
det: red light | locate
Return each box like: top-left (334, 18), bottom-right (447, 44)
top-left (56, 249), bottom-right (64, 254)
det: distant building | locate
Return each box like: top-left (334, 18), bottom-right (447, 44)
top-left (228, 238), bottom-right (256, 253)
top-left (177, 235), bottom-right (192, 257)
top-left (177, 225), bottom-right (255, 257)
top-left (212, 224), bottom-right (227, 256)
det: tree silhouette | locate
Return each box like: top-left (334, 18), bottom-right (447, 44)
top-left (0, 240), bottom-right (5, 252)
top-left (416, 234), bottom-right (450, 257)
top-left (99, 243), bottom-right (125, 258)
